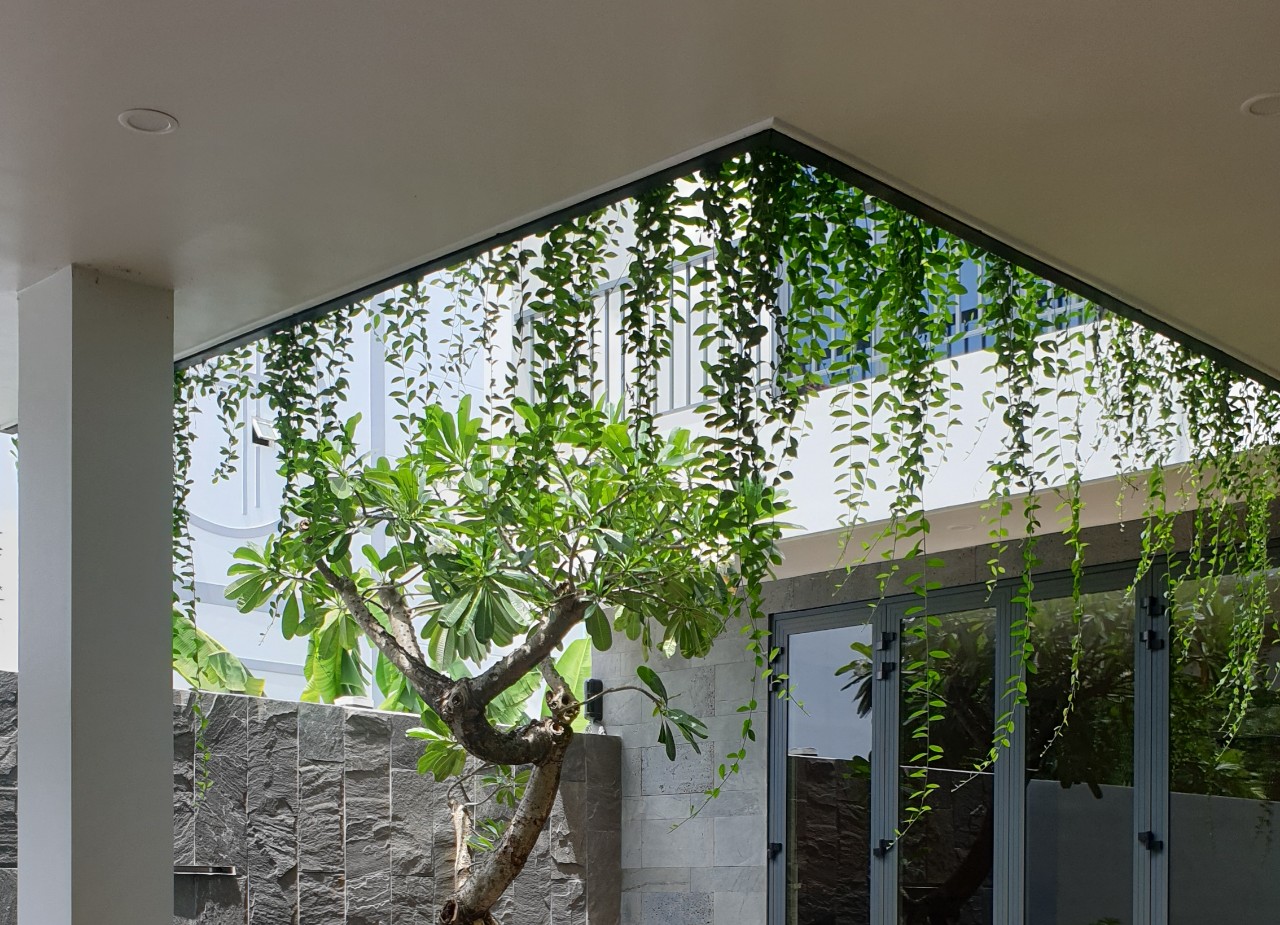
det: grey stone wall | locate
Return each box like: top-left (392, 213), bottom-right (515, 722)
top-left (0, 675), bottom-right (620, 925)
top-left (594, 621), bottom-right (768, 925)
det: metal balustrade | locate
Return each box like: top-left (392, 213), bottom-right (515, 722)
top-left (515, 254), bottom-right (1093, 416)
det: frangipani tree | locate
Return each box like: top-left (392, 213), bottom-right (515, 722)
top-left (227, 397), bottom-right (781, 925)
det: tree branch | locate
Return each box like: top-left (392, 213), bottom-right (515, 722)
top-left (313, 559), bottom-right (451, 703)
top-left (469, 594), bottom-right (588, 705)
top-left (538, 658), bottom-right (579, 728)
top-left (375, 582), bottom-right (426, 666)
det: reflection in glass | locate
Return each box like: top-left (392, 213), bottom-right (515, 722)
top-left (1026, 589), bottom-right (1134, 925)
top-left (898, 608), bottom-right (996, 925)
top-left (1168, 574), bottom-right (1280, 925)
top-left (786, 623), bottom-right (874, 925)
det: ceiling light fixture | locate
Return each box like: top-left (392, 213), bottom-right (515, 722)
top-left (117, 108), bottom-right (180, 135)
top-left (1240, 93), bottom-right (1280, 117)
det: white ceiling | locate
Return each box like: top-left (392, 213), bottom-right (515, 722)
top-left (2, 1), bottom-right (1278, 427)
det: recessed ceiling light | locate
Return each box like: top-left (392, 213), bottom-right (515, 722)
top-left (117, 108), bottom-right (179, 135)
top-left (1240, 93), bottom-right (1280, 117)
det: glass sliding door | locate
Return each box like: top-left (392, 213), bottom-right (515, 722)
top-left (1166, 573), bottom-right (1280, 925)
top-left (1024, 585), bottom-right (1135, 925)
top-left (782, 615), bottom-right (877, 925)
top-left (898, 605), bottom-right (997, 925)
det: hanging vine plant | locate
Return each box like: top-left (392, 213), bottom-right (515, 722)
top-left (162, 141), bottom-right (1280, 925)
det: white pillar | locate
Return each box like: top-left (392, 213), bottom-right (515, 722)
top-left (17, 266), bottom-right (173, 925)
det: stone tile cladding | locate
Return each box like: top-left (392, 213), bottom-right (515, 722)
top-left (0, 673), bottom-right (620, 925)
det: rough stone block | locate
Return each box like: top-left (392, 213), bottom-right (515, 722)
top-left (194, 693), bottom-right (248, 869)
top-left (249, 700), bottom-right (299, 804)
top-left (298, 762), bottom-right (344, 872)
top-left (507, 876), bottom-right (552, 925)
top-left (248, 811), bottom-right (298, 925)
top-left (550, 877), bottom-right (586, 925)
top-left (0, 868), bottom-right (13, 925)
top-left (547, 793), bottom-right (584, 872)
top-left (0, 790), bottom-right (15, 867)
top-left (0, 674), bottom-right (16, 787)
top-left (641, 744), bottom-right (712, 796)
top-left (299, 870), bottom-right (344, 925)
top-left (346, 790), bottom-right (393, 880)
top-left (429, 788), bottom-right (459, 908)
top-left (173, 690), bottom-right (197, 864)
top-left (247, 699), bottom-right (299, 922)
top-left (389, 712), bottom-right (424, 772)
top-left (345, 712), bottom-right (391, 883)
top-left (173, 873), bottom-right (248, 925)
top-left (345, 710), bottom-right (391, 772)
top-left (347, 869), bottom-right (391, 925)
top-left (298, 701), bottom-right (344, 763)
top-left (390, 767), bottom-right (435, 918)
top-left (641, 891), bottom-right (711, 925)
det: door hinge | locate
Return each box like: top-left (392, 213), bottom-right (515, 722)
top-left (1143, 595), bottom-right (1167, 619)
top-left (873, 838), bottom-right (894, 858)
top-left (875, 661), bottom-right (897, 681)
top-left (1138, 830), bottom-right (1164, 852)
top-left (878, 631), bottom-right (897, 651)
top-left (1140, 630), bottom-right (1165, 651)
top-left (768, 842), bottom-right (783, 860)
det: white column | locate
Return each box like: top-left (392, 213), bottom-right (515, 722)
top-left (17, 266), bottom-right (173, 925)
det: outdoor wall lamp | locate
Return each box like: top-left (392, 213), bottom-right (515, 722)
top-left (583, 678), bottom-right (604, 725)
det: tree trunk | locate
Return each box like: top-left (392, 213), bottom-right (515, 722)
top-left (438, 735), bottom-right (571, 925)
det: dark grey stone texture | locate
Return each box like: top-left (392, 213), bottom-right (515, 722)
top-left (0, 674), bottom-right (16, 788)
top-left (345, 711), bottom-right (391, 888)
top-left (298, 701), bottom-right (345, 763)
top-left (0, 791), bottom-right (14, 868)
top-left (298, 761), bottom-right (344, 873)
top-left (299, 870), bottom-right (345, 925)
top-left (0, 678), bottom-right (622, 925)
top-left (347, 869), bottom-right (391, 925)
top-left (390, 713), bottom-right (423, 772)
top-left (174, 874), bottom-right (248, 925)
top-left (390, 768), bottom-right (434, 916)
top-left (247, 700), bottom-right (299, 924)
top-left (0, 869), bottom-right (13, 925)
top-left (174, 691), bottom-right (197, 865)
top-left (194, 693), bottom-right (249, 870)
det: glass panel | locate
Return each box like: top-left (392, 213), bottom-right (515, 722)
top-left (786, 622), bottom-right (874, 925)
top-left (899, 607), bottom-right (996, 925)
top-left (1168, 573), bottom-right (1280, 925)
top-left (1025, 588), bottom-right (1134, 925)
